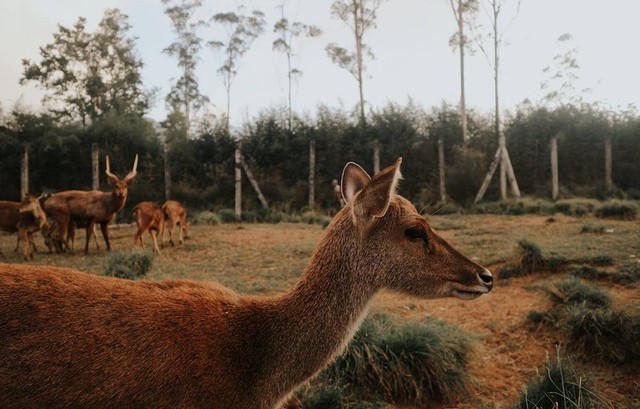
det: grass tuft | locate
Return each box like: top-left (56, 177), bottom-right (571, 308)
top-left (104, 251), bottom-right (154, 280)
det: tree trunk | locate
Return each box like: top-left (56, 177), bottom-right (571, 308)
top-left (457, 0), bottom-right (468, 144)
top-left (21, 146), bottom-right (29, 198)
top-left (474, 147), bottom-right (501, 205)
top-left (438, 136), bottom-right (446, 202)
top-left (164, 143), bottom-right (172, 201)
top-left (499, 127), bottom-right (507, 200)
top-left (235, 147), bottom-right (242, 218)
top-left (605, 134), bottom-right (612, 193)
top-left (309, 137), bottom-right (316, 209)
top-left (92, 143), bottom-right (100, 190)
top-left (550, 134), bottom-right (559, 201)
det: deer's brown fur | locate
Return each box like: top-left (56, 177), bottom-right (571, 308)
top-left (163, 200), bottom-right (189, 246)
top-left (0, 159), bottom-right (492, 408)
top-left (132, 201), bottom-right (165, 253)
top-left (43, 155), bottom-right (138, 254)
top-left (0, 196), bottom-right (50, 260)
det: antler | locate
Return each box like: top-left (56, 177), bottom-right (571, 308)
top-left (124, 154), bottom-right (139, 182)
top-left (105, 155), bottom-right (118, 183)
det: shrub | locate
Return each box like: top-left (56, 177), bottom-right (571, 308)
top-left (299, 383), bottom-right (388, 409)
top-left (325, 314), bottom-right (473, 406)
top-left (300, 211), bottom-right (332, 227)
top-left (193, 210), bottom-right (220, 225)
top-left (542, 278), bottom-right (612, 309)
top-left (240, 210), bottom-right (258, 223)
top-left (104, 251), bottom-right (153, 280)
top-left (218, 208), bottom-right (240, 223)
top-left (513, 349), bottom-right (602, 409)
top-left (568, 265), bottom-right (608, 280)
top-left (566, 305), bottom-right (637, 363)
top-left (595, 201), bottom-right (638, 220)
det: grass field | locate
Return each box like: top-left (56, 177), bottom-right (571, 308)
top-left (1, 213), bottom-right (639, 407)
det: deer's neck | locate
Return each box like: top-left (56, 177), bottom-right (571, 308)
top-left (108, 191), bottom-right (128, 213)
top-left (255, 217), bottom-right (376, 396)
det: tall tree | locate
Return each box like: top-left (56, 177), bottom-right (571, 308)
top-left (273, 4), bottom-right (322, 132)
top-left (21, 10), bottom-right (149, 127)
top-left (272, 2), bottom-right (322, 209)
top-left (162, 0), bottom-right (207, 140)
top-left (473, 0), bottom-right (521, 203)
top-left (326, 0), bottom-right (384, 173)
top-left (208, 7), bottom-right (266, 217)
top-left (449, 0), bottom-right (478, 145)
top-left (208, 8), bottom-right (266, 132)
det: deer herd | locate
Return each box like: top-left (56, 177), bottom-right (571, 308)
top-left (0, 155), bottom-right (189, 260)
top-left (0, 158), bottom-right (493, 408)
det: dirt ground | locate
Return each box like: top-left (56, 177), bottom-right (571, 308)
top-left (1, 214), bottom-right (639, 408)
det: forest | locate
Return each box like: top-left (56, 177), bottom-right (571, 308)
top-left (1, 1), bottom-right (639, 216)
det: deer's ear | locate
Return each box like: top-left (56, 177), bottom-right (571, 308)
top-left (351, 158), bottom-right (402, 225)
top-left (341, 162), bottom-right (371, 202)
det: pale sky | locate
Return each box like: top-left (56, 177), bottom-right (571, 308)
top-left (1, 0), bottom-right (638, 128)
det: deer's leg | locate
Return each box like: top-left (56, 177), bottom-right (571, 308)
top-left (150, 229), bottom-right (161, 254)
top-left (134, 227), bottom-right (145, 249)
top-left (99, 222), bottom-right (111, 252)
top-left (178, 221), bottom-right (185, 245)
top-left (167, 221), bottom-right (175, 246)
top-left (92, 224), bottom-right (100, 250)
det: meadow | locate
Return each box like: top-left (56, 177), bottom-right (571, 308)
top-left (1, 213), bottom-right (639, 408)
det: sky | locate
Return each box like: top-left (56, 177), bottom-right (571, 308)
top-left (1, 0), bottom-right (639, 129)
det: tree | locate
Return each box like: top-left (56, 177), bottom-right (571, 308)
top-left (326, 0), bottom-right (385, 173)
top-left (272, 2), bottom-right (322, 209)
top-left (208, 8), bottom-right (266, 132)
top-left (449, 0), bottom-right (478, 145)
top-left (21, 9), bottom-right (149, 127)
top-left (472, 0), bottom-right (522, 203)
top-left (162, 0), bottom-right (208, 140)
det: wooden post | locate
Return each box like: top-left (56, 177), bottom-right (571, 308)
top-left (372, 139), bottom-right (380, 175)
top-left (21, 146), bottom-right (29, 198)
top-left (92, 144), bottom-right (100, 190)
top-left (239, 156), bottom-right (268, 209)
top-left (605, 134), bottom-right (612, 193)
top-left (308, 137), bottom-right (316, 209)
top-left (235, 147), bottom-right (242, 218)
top-left (474, 147), bottom-right (501, 205)
top-left (438, 136), bottom-right (446, 202)
top-left (164, 143), bottom-right (172, 201)
top-left (550, 134), bottom-right (559, 201)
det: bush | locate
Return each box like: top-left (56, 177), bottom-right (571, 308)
top-left (300, 211), bottom-right (332, 227)
top-left (218, 208), bottom-right (240, 223)
top-left (193, 210), bottom-right (220, 225)
top-left (595, 200), bottom-right (638, 220)
top-left (104, 251), bottom-right (153, 280)
top-left (513, 350), bottom-right (602, 409)
top-left (324, 314), bottom-right (473, 406)
top-left (542, 278), bottom-right (612, 309)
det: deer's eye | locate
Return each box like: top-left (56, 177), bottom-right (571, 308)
top-left (405, 226), bottom-right (428, 243)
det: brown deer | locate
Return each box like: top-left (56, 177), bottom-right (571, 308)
top-left (0, 196), bottom-right (50, 259)
top-left (131, 201), bottom-right (165, 253)
top-left (44, 154), bottom-right (138, 254)
top-left (162, 199), bottom-right (189, 246)
top-left (0, 159), bottom-right (493, 409)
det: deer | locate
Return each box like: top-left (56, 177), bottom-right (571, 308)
top-left (0, 158), bottom-right (493, 409)
top-left (43, 154), bottom-right (138, 254)
top-left (0, 195), bottom-right (50, 260)
top-left (131, 201), bottom-right (165, 253)
top-left (162, 199), bottom-right (189, 246)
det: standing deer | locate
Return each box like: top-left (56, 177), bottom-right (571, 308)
top-left (44, 155), bottom-right (138, 254)
top-left (0, 159), bottom-right (493, 408)
top-left (131, 201), bottom-right (165, 253)
top-left (162, 199), bottom-right (189, 246)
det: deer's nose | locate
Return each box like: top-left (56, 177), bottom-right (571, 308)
top-left (479, 268), bottom-right (493, 290)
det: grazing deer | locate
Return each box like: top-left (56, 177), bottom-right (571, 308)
top-left (44, 155), bottom-right (138, 254)
top-left (162, 200), bottom-right (189, 246)
top-left (0, 196), bottom-right (50, 259)
top-left (131, 201), bottom-right (165, 253)
top-left (0, 159), bottom-right (492, 409)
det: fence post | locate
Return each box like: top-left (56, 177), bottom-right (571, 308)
top-left (21, 146), bottom-right (29, 198)
top-left (92, 143), bottom-right (100, 190)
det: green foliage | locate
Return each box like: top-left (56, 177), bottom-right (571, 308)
top-left (323, 314), bottom-right (473, 406)
top-left (193, 211), bottom-right (220, 225)
top-left (542, 278), bottom-right (612, 309)
top-left (513, 350), bottom-right (601, 409)
top-left (218, 208), bottom-right (240, 223)
top-left (300, 211), bottom-right (332, 227)
top-left (595, 200), bottom-right (638, 220)
top-left (104, 251), bottom-right (154, 280)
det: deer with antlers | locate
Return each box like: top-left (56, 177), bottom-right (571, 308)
top-left (43, 155), bottom-right (138, 255)
top-left (0, 159), bottom-right (492, 408)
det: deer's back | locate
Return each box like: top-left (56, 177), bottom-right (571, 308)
top-left (0, 263), bottom-right (269, 408)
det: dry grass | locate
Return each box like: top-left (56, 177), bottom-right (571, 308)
top-left (1, 214), bottom-right (639, 407)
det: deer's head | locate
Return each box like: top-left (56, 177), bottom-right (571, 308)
top-left (105, 154), bottom-right (138, 202)
top-left (341, 158), bottom-right (493, 300)
top-left (19, 194), bottom-right (49, 229)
